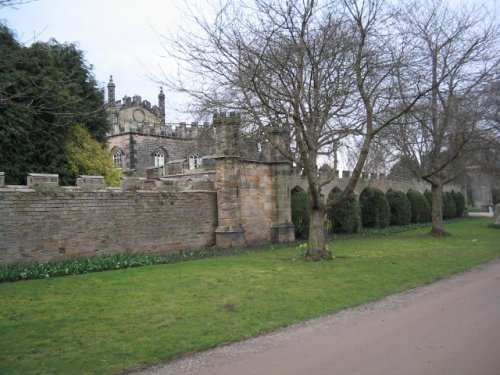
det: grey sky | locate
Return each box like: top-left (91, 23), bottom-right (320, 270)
top-left (1, 0), bottom-right (498, 124)
top-left (1, 0), bottom-right (189, 121)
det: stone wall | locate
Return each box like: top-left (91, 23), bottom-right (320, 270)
top-left (0, 181), bottom-right (217, 265)
top-left (290, 171), bottom-right (464, 200)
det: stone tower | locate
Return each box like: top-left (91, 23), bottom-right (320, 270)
top-left (213, 112), bottom-right (245, 247)
top-left (107, 75), bottom-right (116, 106)
top-left (213, 112), bottom-right (294, 248)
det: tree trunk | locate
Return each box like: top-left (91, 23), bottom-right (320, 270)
top-left (307, 207), bottom-right (332, 261)
top-left (430, 182), bottom-right (448, 236)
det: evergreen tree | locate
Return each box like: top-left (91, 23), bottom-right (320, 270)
top-left (291, 190), bottom-right (310, 239)
top-left (407, 189), bottom-right (431, 223)
top-left (386, 189), bottom-right (412, 226)
top-left (0, 24), bottom-right (110, 184)
top-left (360, 187), bottom-right (391, 228)
top-left (443, 192), bottom-right (457, 219)
top-left (326, 189), bottom-right (361, 234)
top-left (451, 191), bottom-right (465, 217)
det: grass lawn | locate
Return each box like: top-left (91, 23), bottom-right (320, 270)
top-left (1, 217), bottom-right (499, 374)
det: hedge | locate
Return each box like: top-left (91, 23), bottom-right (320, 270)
top-left (326, 190), bottom-right (361, 234)
top-left (291, 189), bottom-right (310, 238)
top-left (443, 191), bottom-right (457, 219)
top-left (451, 190), bottom-right (465, 217)
top-left (386, 189), bottom-right (412, 226)
top-left (360, 187), bottom-right (391, 228)
top-left (424, 189), bottom-right (432, 211)
top-left (407, 189), bottom-right (431, 223)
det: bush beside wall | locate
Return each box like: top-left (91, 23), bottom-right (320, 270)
top-left (452, 190), bottom-right (465, 217)
top-left (407, 189), bottom-right (431, 223)
top-left (443, 191), bottom-right (457, 219)
top-left (326, 191), bottom-right (361, 234)
top-left (386, 189), bottom-right (412, 226)
top-left (291, 190), bottom-right (310, 239)
top-left (424, 189), bottom-right (432, 212)
top-left (360, 187), bottom-right (391, 228)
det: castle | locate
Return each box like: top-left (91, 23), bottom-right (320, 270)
top-left (104, 76), bottom-right (492, 207)
top-left (105, 76), bottom-right (214, 178)
top-left (0, 77), bottom-right (487, 266)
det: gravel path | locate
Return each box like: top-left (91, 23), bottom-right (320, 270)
top-left (122, 259), bottom-right (500, 375)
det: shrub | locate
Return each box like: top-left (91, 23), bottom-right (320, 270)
top-left (291, 189), bottom-right (310, 238)
top-left (67, 124), bottom-right (122, 186)
top-left (452, 190), bottom-right (465, 217)
top-left (493, 188), bottom-right (500, 206)
top-left (424, 189), bottom-right (432, 212)
top-left (443, 191), bottom-right (457, 219)
top-left (360, 187), bottom-right (391, 228)
top-left (407, 189), bottom-right (431, 223)
top-left (386, 189), bottom-right (411, 226)
top-left (326, 190), bottom-right (361, 234)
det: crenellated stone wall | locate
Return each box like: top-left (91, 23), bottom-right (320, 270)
top-left (289, 170), bottom-right (463, 200)
top-left (0, 175), bottom-right (217, 265)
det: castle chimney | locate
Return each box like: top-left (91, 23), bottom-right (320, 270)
top-left (107, 75), bottom-right (116, 106)
top-left (158, 88), bottom-right (165, 126)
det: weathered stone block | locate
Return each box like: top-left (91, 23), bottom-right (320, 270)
top-left (215, 225), bottom-right (245, 248)
top-left (77, 175), bottom-right (106, 189)
top-left (121, 177), bottom-right (146, 190)
top-left (270, 222), bottom-right (295, 243)
top-left (146, 166), bottom-right (163, 180)
top-left (493, 203), bottom-right (500, 227)
top-left (27, 173), bottom-right (59, 188)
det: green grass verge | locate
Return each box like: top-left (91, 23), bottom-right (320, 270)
top-left (1, 217), bottom-right (499, 374)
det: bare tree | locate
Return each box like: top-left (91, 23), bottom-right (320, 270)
top-left (163, 0), bottom-right (436, 259)
top-left (0, 0), bottom-right (36, 8)
top-left (388, 0), bottom-right (499, 235)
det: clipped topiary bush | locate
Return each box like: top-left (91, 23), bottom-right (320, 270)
top-left (407, 189), bottom-right (431, 223)
top-left (386, 189), bottom-right (411, 226)
top-left (492, 188), bottom-right (500, 205)
top-left (291, 189), bottom-right (310, 238)
top-left (424, 189), bottom-right (432, 212)
top-left (360, 187), bottom-right (391, 228)
top-left (451, 190), bottom-right (465, 217)
top-left (326, 189), bottom-right (361, 234)
top-left (443, 191), bottom-right (457, 219)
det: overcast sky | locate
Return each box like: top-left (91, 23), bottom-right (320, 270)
top-left (1, 0), bottom-right (192, 121)
top-left (1, 0), bottom-right (498, 124)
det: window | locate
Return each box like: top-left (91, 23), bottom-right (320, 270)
top-left (113, 150), bottom-right (123, 167)
top-left (154, 152), bottom-right (165, 167)
top-left (189, 153), bottom-right (201, 170)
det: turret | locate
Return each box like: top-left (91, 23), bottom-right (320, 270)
top-left (107, 75), bottom-right (116, 106)
top-left (158, 88), bottom-right (165, 126)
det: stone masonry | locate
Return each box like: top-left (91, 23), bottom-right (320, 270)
top-left (0, 176), bottom-right (217, 265)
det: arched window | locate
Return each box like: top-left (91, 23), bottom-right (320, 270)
top-left (154, 152), bottom-right (165, 167)
top-left (189, 153), bottom-right (201, 170)
top-left (113, 150), bottom-right (123, 168)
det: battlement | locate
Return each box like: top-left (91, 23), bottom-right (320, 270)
top-left (0, 173), bottom-right (214, 192)
top-left (108, 120), bottom-right (209, 139)
top-left (111, 94), bottom-right (161, 114)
